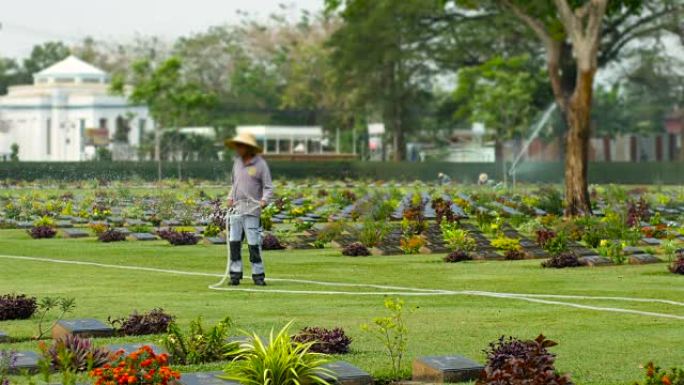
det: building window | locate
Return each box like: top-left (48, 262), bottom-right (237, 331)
top-left (46, 118), bottom-right (51, 155)
top-left (54, 77), bottom-right (75, 84)
top-left (99, 118), bottom-right (108, 130)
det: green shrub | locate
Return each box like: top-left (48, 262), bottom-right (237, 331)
top-left (161, 316), bottom-right (239, 364)
top-left (222, 322), bottom-right (334, 385)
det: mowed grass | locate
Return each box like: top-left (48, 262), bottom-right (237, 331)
top-left (0, 229), bottom-right (683, 385)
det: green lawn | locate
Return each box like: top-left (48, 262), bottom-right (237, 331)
top-left (1, 229), bottom-right (683, 385)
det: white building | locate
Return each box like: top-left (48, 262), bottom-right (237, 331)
top-left (0, 56), bottom-right (152, 161)
top-left (236, 125), bottom-right (325, 154)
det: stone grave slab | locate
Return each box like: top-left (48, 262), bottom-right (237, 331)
top-left (179, 372), bottom-right (239, 385)
top-left (204, 237), bottom-right (226, 245)
top-left (629, 254), bottom-right (662, 265)
top-left (0, 330), bottom-right (8, 343)
top-left (105, 343), bottom-right (165, 356)
top-left (623, 246), bottom-right (645, 255)
top-left (474, 248), bottom-right (503, 260)
top-left (320, 361), bottom-right (373, 385)
top-left (571, 247), bottom-right (597, 257)
top-left (55, 220), bottom-right (74, 228)
top-left (412, 355), bottom-right (484, 383)
top-left (129, 233), bottom-right (157, 241)
top-left (62, 228), bottom-right (89, 238)
top-left (641, 237), bottom-right (662, 246)
top-left (52, 319), bottom-right (115, 340)
top-left (126, 219), bottom-right (145, 226)
top-left (579, 255), bottom-right (613, 267)
top-left (113, 227), bottom-right (131, 236)
top-left (7, 351), bottom-right (40, 374)
top-left (16, 221), bottom-right (33, 229)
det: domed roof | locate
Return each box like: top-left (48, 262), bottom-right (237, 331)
top-left (34, 55), bottom-right (107, 84)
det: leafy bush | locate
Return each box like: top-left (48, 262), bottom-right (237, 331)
top-left (262, 233), bottom-right (286, 250)
top-left (0, 293), bottom-right (37, 320)
top-left (669, 255), bottom-right (684, 275)
top-left (477, 335), bottom-right (573, 385)
top-left (203, 223), bottom-right (222, 237)
top-left (543, 231), bottom-right (569, 256)
top-left (129, 224), bottom-right (153, 234)
top-left (28, 226), bottom-right (57, 239)
top-left (342, 242), bottom-right (371, 257)
top-left (157, 229), bottom-right (199, 246)
top-left (491, 236), bottom-right (521, 252)
top-left (41, 335), bottom-right (110, 372)
top-left (542, 252), bottom-right (582, 269)
top-left (362, 298), bottom-right (409, 382)
top-left (35, 296), bottom-right (77, 339)
top-left (626, 197), bottom-right (650, 227)
top-left (88, 222), bottom-right (109, 236)
top-left (109, 308), bottom-right (174, 336)
top-left (222, 322), bottom-right (334, 385)
top-left (441, 222), bottom-right (476, 252)
top-left (98, 229), bottom-right (126, 243)
top-left (535, 228), bottom-right (556, 248)
top-left (89, 345), bottom-right (180, 385)
top-left (399, 235), bottom-right (425, 254)
top-left (356, 220), bottom-right (389, 247)
top-left (161, 316), bottom-right (239, 364)
top-left (431, 197), bottom-right (458, 224)
top-left (504, 249), bottom-right (527, 260)
top-left (535, 187), bottom-right (563, 216)
top-left (444, 250), bottom-right (472, 263)
top-left (292, 327), bottom-right (352, 355)
top-left (634, 362), bottom-right (684, 385)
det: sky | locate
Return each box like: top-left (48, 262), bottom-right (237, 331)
top-left (0, 0), bottom-right (322, 59)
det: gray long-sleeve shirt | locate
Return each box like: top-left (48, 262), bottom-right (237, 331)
top-left (229, 155), bottom-right (273, 216)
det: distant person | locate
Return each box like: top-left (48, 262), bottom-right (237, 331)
top-left (225, 132), bottom-right (273, 286)
top-left (478, 173), bottom-right (489, 186)
top-left (438, 172), bottom-right (451, 185)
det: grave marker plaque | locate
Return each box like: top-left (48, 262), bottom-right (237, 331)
top-left (320, 361), bottom-right (373, 385)
top-left (641, 237), bottom-right (662, 246)
top-left (205, 237), bottom-right (226, 245)
top-left (579, 255), bottom-right (613, 267)
top-left (129, 233), bottom-right (157, 241)
top-left (62, 228), bottom-right (89, 238)
top-left (52, 319), bottom-right (114, 340)
top-left (412, 355), bottom-right (484, 383)
top-left (178, 371), bottom-right (239, 385)
top-left (8, 351), bottom-right (40, 374)
top-left (0, 330), bottom-right (8, 343)
top-left (105, 343), bottom-right (165, 355)
top-left (629, 254), bottom-right (661, 265)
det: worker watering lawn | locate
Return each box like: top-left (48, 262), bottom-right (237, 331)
top-left (225, 132), bottom-right (273, 286)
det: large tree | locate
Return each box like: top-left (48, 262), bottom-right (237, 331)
top-left (325, 0), bottom-right (445, 161)
top-left (483, 0), bottom-right (681, 215)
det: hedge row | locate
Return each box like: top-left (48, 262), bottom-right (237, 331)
top-left (0, 161), bottom-right (683, 184)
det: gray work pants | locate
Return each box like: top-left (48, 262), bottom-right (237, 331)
top-left (227, 214), bottom-right (265, 280)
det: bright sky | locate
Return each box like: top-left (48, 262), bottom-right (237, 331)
top-left (0, 0), bottom-right (323, 59)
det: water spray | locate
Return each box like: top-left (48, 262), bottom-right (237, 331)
top-left (508, 103), bottom-right (557, 187)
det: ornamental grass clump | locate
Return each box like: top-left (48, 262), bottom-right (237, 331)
top-left (444, 250), bottom-right (472, 263)
top-left (98, 229), bottom-right (126, 243)
top-left (0, 293), bottom-right (37, 320)
top-left (342, 242), bottom-right (371, 257)
top-left (292, 327), bottom-right (352, 355)
top-left (262, 233), bottom-right (286, 250)
top-left (157, 229), bottom-right (199, 246)
top-left (222, 322), bottom-right (334, 385)
top-left (40, 335), bottom-right (110, 372)
top-left (109, 308), bottom-right (174, 336)
top-left (669, 254), bottom-right (684, 275)
top-left (477, 335), bottom-right (573, 385)
top-left (161, 316), bottom-right (239, 365)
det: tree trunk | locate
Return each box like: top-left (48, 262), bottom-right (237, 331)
top-left (564, 69), bottom-right (594, 216)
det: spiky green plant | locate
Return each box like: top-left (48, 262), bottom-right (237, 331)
top-left (222, 321), bottom-right (335, 385)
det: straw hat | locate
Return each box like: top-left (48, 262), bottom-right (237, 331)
top-left (225, 132), bottom-right (263, 153)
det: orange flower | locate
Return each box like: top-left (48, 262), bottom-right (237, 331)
top-left (140, 359), bottom-right (153, 368)
top-left (662, 375), bottom-right (672, 385)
